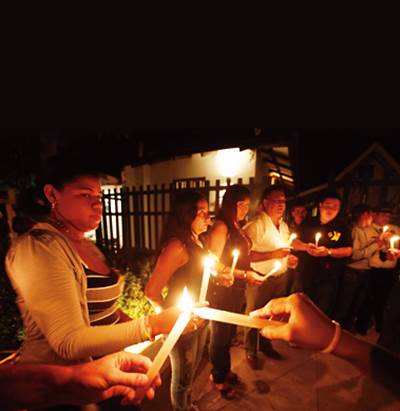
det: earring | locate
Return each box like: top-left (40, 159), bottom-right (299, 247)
top-left (51, 202), bottom-right (56, 210)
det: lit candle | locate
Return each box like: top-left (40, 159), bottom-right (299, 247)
top-left (199, 256), bottom-right (214, 303)
top-left (380, 225), bottom-right (389, 240)
top-left (192, 306), bottom-right (283, 329)
top-left (315, 232), bottom-right (322, 247)
top-left (136, 287), bottom-right (193, 399)
top-left (263, 261), bottom-right (282, 280)
top-left (389, 235), bottom-right (400, 251)
top-left (229, 249), bottom-right (240, 276)
top-left (288, 233), bottom-right (297, 247)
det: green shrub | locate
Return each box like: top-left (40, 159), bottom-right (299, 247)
top-left (0, 268), bottom-right (24, 350)
top-left (118, 269), bottom-right (156, 318)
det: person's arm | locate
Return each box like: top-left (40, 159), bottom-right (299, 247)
top-left (249, 248), bottom-right (292, 262)
top-left (251, 293), bottom-right (400, 398)
top-left (352, 228), bottom-right (380, 261)
top-left (292, 238), bottom-right (312, 252)
top-left (145, 239), bottom-right (188, 310)
top-left (6, 236), bottom-right (179, 361)
top-left (0, 352), bottom-right (160, 411)
top-left (327, 246), bottom-right (353, 259)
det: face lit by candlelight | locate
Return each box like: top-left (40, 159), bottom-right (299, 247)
top-left (236, 198), bottom-right (250, 222)
top-left (191, 199), bottom-right (211, 235)
top-left (319, 198), bottom-right (340, 224)
top-left (44, 176), bottom-right (103, 233)
top-left (263, 190), bottom-right (286, 220)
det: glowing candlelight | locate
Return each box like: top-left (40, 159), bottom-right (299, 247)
top-left (137, 288), bottom-right (192, 399)
top-left (263, 261), bottom-right (282, 280)
top-left (390, 235), bottom-right (400, 250)
top-left (192, 306), bottom-right (283, 329)
top-left (288, 233), bottom-right (297, 247)
top-left (315, 232), bottom-right (322, 247)
top-left (229, 249), bottom-right (240, 276)
top-left (380, 225), bottom-right (389, 240)
top-left (199, 256), bottom-right (214, 303)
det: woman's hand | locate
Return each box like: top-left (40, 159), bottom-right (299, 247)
top-left (245, 270), bottom-right (265, 286)
top-left (215, 271), bottom-right (235, 287)
top-left (250, 293), bottom-right (335, 351)
top-left (147, 307), bottom-right (181, 336)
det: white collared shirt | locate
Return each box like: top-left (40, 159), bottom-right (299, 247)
top-left (243, 211), bottom-right (290, 277)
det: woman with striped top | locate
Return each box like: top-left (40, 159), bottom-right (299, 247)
top-left (5, 154), bottom-right (181, 409)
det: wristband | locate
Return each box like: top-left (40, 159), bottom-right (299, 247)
top-left (321, 320), bottom-right (341, 354)
top-left (144, 316), bottom-right (155, 341)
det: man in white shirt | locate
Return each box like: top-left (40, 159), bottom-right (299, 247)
top-left (243, 185), bottom-right (297, 369)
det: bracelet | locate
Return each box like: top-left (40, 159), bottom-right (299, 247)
top-left (243, 270), bottom-right (247, 279)
top-left (144, 316), bottom-right (155, 342)
top-left (321, 320), bottom-right (341, 354)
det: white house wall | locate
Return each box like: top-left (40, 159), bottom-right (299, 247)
top-left (123, 149), bottom-right (257, 187)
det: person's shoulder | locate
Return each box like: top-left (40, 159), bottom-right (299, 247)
top-left (28, 228), bottom-right (56, 245)
top-left (163, 238), bottom-right (187, 255)
top-left (211, 219), bottom-right (229, 233)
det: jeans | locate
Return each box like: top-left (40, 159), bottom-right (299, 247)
top-left (208, 284), bottom-right (245, 384)
top-left (169, 324), bottom-right (208, 411)
top-left (245, 273), bottom-right (288, 355)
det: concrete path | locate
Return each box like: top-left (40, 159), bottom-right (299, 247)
top-left (140, 329), bottom-right (399, 411)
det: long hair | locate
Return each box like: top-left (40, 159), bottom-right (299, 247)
top-left (216, 185), bottom-right (250, 230)
top-left (159, 191), bottom-right (206, 249)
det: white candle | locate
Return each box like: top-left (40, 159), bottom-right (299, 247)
top-left (263, 261), bottom-right (282, 280)
top-left (288, 233), bottom-right (297, 247)
top-left (315, 232), bottom-right (322, 247)
top-left (192, 306), bottom-right (282, 329)
top-left (137, 287), bottom-right (192, 398)
top-left (199, 256), bottom-right (214, 303)
top-left (229, 249), bottom-right (240, 276)
top-left (390, 235), bottom-right (400, 250)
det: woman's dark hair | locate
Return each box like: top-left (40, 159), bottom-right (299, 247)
top-left (216, 185), bottom-right (250, 230)
top-left (17, 154), bottom-right (104, 225)
top-left (38, 153), bottom-right (104, 190)
top-left (159, 190), bottom-right (206, 249)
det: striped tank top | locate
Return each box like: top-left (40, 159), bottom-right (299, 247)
top-left (84, 268), bottom-right (124, 326)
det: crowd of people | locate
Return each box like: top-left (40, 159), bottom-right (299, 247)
top-left (1, 153), bottom-right (400, 411)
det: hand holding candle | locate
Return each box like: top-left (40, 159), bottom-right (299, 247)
top-left (381, 225), bottom-right (389, 240)
top-left (288, 233), bottom-right (297, 247)
top-left (389, 235), bottom-right (400, 252)
top-left (315, 232), bottom-right (322, 247)
top-left (136, 288), bottom-right (193, 400)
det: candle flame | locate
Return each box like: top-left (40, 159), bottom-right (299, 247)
top-left (383, 225), bottom-right (389, 233)
top-left (204, 255), bottom-right (215, 270)
top-left (390, 235), bottom-right (400, 249)
top-left (232, 249), bottom-right (240, 258)
top-left (315, 232), bottom-right (322, 246)
top-left (178, 287), bottom-right (193, 312)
